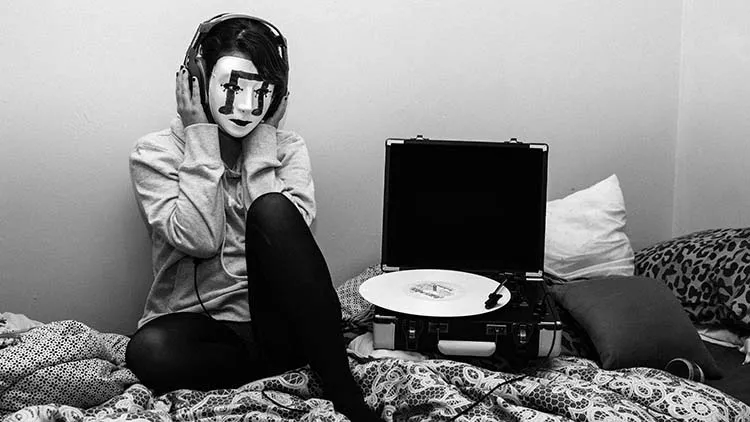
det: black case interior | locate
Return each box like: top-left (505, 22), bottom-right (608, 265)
top-left (382, 138), bottom-right (549, 275)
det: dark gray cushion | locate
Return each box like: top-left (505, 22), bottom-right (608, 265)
top-left (549, 276), bottom-right (722, 379)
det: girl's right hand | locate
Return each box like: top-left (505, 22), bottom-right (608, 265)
top-left (176, 66), bottom-right (208, 127)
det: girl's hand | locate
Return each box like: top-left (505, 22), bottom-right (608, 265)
top-left (263, 92), bottom-right (289, 128)
top-left (176, 66), bottom-right (208, 127)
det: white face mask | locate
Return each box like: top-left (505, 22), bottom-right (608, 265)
top-left (208, 56), bottom-right (274, 138)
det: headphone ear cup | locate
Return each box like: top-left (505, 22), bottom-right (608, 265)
top-left (193, 57), bottom-right (209, 105)
top-left (184, 53), bottom-right (213, 122)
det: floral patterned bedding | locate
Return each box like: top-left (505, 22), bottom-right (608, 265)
top-left (2, 265), bottom-right (750, 421)
top-left (5, 357), bottom-right (750, 421)
top-left (2, 320), bottom-right (749, 422)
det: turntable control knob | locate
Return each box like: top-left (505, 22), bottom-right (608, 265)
top-left (405, 321), bottom-right (419, 350)
top-left (517, 325), bottom-right (529, 345)
top-left (408, 326), bottom-right (416, 339)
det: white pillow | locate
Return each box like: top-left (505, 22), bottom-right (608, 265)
top-left (544, 174), bottom-right (634, 280)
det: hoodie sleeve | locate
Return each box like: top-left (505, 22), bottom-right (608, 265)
top-left (240, 123), bottom-right (316, 225)
top-left (129, 124), bottom-right (226, 258)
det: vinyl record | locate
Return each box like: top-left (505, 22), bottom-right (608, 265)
top-left (359, 269), bottom-right (511, 317)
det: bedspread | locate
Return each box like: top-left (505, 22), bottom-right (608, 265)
top-left (0, 321), bottom-right (138, 417)
top-left (2, 323), bottom-right (749, 422)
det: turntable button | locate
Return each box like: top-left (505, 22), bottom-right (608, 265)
top-left (406, 321), bottom-right (419, 350)
top-left (408, 326), bottom-right (416, 339)
top-left (486, 324), bottom-right (507, 336)
top-left (517, 324), bottom-right (529, 345)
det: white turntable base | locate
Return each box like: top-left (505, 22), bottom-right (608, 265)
top-left (359, 269), bottom-right (511, 318)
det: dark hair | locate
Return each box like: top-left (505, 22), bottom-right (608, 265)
top-left (201, 18), bottom-right (288, 117)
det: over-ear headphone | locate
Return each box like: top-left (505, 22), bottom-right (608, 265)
top-left (183, 13), bottom-right (289, 119)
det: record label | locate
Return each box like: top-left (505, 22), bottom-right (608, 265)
top-left (409, 281), bottom-right (459, 300)
top-left (359, 269), bottom-right (511, 317)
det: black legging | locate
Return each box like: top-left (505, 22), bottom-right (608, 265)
top-left (126, 193), bottom-right (370, 417)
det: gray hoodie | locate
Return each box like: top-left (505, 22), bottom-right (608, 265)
top-left (129, 118), bottom-right (315, 328)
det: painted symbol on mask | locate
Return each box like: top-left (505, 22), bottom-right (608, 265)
top-left (218, 70), bottom-right (268, 116)
top-left (251, 81), bottom-right (271, 116)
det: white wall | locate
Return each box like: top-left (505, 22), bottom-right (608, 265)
top-left (0, 0), bottom-right (683, 334)
top-left (673, 1), bottom-right (750, 235)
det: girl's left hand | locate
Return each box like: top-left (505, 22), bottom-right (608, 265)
top-left (263, 92), bottom-right (289, 128)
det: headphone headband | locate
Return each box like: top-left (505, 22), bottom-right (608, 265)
top-left (183, 13), bottom-right (289, 123)
top-left (185, 13), bottom-right (288, 66)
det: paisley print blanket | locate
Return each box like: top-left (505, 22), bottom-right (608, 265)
top-left (1, 320), bottom-right (749, 422)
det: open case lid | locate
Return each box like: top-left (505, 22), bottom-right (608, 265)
top-left (381, 136), bottom-right (548, 275)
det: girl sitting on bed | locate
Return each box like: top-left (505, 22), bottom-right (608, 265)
top-left (126, 13), bottom-right (379, 421)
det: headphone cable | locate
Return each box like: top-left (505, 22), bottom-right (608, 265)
top-left (194, 258), bottom-right (217, 321)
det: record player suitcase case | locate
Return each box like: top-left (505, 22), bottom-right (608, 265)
top-left (369, 136), bottom-right (562, 363)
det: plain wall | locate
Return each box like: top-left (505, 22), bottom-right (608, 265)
top-left (673, 1), bottom-right (750, 235)
top-left (0, 0), bottom-right (683, 334)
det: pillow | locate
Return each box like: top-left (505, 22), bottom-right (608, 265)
top-left (549, 276), bottom-right (722, 379)
top-left (337, 264), bottom-right (382, 320)
top-left (635, 227), bottom-right (750, 328)
top-left (545, 174), bottom-right (635, 280)
top-left (336, 264), bottom-right (382, 342)
top-left (0, 320), bottom-right (138, 414)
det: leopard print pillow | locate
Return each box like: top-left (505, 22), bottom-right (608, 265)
top-left (634, 227), bottom-right (750, 329)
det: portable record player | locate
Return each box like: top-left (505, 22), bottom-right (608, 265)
top-left (361, 136), bottom-right (561, 363)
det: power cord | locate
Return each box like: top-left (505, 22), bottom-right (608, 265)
top-left (261, 387), bottom-right (309, 415)
top-left (196, 291), bottom-right (557, 419)
top-left (196, 264), bottom-right (558, 419)
top-left (446, 292), bottom-right (557, 421)
top-left (194, 258), bottom-right (308, 414)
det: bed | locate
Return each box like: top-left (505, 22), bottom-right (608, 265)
top-left (3, 176), bottom-right (750, 421)
top-left (2, 259), bottom-right (750, 422)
